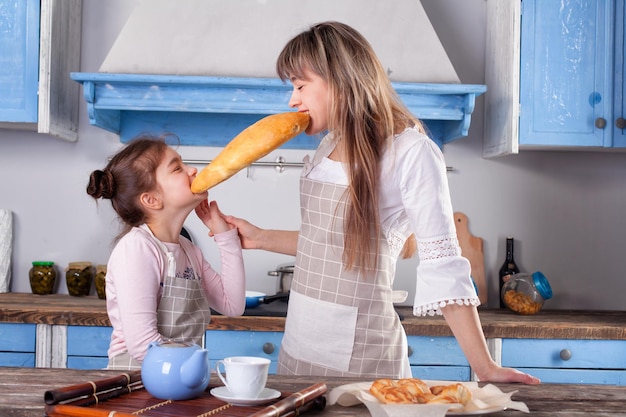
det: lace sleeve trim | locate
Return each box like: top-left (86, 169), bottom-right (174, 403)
top-left (413, 297), bottom-right (480, 317)
top-left (418, 235), bottom-right (461, 261)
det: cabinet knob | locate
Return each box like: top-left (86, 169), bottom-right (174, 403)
top-left (407, 346), bottom-right (414, 357)
top-left (559, 349), bottom-right (572, 361)
top-left (262, 342), bottom-right (275, 355)
top-left (616, 117), bottom-right (626, 129)
top-left (595, 118), bottom-right (607, 129)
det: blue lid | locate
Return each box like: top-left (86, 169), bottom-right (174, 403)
top-left (532, 271), bottom-right (553, 300)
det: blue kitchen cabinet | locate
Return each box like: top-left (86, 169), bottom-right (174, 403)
top-left (484, 0), bottom-right (626, 156)
top-left (0, 0), bottom-right (82, 141)
top-left (204, 331), bottom-right (471, 380)
top-left (501, 338), bottom-right (626, 385)
top-left (0, 0), bottom-right (40, 123)
top-left (205, 330), bottom-right (283, 375)
top-left (66, 325), bottom-right (112, 370)
top-left (407, 336), bottom-right (470, 381)
top-left (0, 323), bottom-right (36, 367)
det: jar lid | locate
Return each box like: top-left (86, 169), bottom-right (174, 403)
top-left (32, 261), bottom-right (54, 266)
top-left (532, 271), bottom-right (553, 300)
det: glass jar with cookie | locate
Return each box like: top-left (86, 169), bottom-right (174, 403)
top-left (501, 271), bottom-right (552, 315)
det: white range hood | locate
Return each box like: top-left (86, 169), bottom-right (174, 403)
top-left (72, 0), bottom-right (485, 148)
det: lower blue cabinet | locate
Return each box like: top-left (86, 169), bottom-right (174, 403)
top-left (406, 336), bottom-right (470, 381)
top-left (66, 326), bottom-right (112, 370)
top-left (0, 323), bottom-right (36, 367)
top-left (205, 330), bottom-right (284, 374)
top-left (501, 338), bottom-right (626, 385)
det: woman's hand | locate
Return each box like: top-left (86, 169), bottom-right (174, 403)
top-left (223, 214), bottom-right (299, 255)
top-left (222, 214), bottom-right (264, 249)
top-left (195, 200), bottom-right (232, 235)
top-left (477, 364), bottom-right (541, 385)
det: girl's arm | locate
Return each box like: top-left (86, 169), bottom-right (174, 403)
top-left (197, 228), bottom-right (246, 316)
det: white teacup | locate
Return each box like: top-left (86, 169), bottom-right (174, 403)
top-left (215, 356), bottom-right (271, 398)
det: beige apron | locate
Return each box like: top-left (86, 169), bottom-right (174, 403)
top-left (108, 225), bottom-right (211, 370)
top-left (278, 176), bottom-right (411, 378)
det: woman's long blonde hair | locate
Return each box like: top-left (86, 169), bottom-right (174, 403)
top-left (277, 21), bottom-right (423, 273)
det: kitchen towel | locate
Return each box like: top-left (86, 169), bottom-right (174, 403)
top-left (0, 209), bottom-right (12, 292)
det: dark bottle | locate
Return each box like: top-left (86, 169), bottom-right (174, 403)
top-left (498, 237), bottom-right (520, 308)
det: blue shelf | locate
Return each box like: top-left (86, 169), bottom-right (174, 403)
top-left (70, 73), bottom-right (485, 148)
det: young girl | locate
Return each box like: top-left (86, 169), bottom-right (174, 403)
top-left (87, 136), bottom-right (245, 370)
top-left (225, 21), bottom-right (539, 384)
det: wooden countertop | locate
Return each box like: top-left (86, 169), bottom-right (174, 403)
top-left (1, 367), bottom-right (626, 417)
top-left (1, 293), bottom-right (625, 340)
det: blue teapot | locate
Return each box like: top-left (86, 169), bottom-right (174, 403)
top-left (141, 340), bottom-right (210, 400)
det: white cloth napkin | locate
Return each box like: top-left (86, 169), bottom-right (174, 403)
top-left (327, 380), bottom-right (529, 417)
top-left (0, 209), bottom-right (13, 293)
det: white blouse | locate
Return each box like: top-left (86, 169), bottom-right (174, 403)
top-left (304, 128), bottom-right (479, 316)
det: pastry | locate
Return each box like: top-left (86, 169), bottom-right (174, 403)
top-left (369, 378), bottom-right (472, 406)
top-left (191, 111), bottom-right (310, 193)
top-left (369, 378), bottom-right (433, 404)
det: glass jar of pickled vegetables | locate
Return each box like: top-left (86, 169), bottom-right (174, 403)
top-left (29, 261), bottom-right (56, 295)
top-left (95, 264), bottom-right (107, 300)
top-left (501, 271), bottom-right (553, 315)
top-left (65, 262), bottom-right (94, 296)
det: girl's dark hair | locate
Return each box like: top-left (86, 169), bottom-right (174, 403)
top-left (86, 136), bottom-right (169, 239)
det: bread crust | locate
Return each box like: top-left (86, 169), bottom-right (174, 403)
top-left (191, 112), bottom-right (310, 193)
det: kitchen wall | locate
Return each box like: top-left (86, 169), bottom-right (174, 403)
top-left (1, 0), bottom-right (625, 310)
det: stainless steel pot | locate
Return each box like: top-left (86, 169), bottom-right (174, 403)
top-left (267, 263), bottom-right (294, 293)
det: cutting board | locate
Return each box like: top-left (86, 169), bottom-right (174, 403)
top-left (454, 212), bottom-right (487, 305)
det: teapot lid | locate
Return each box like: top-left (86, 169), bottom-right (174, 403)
top-left (157, 340), bottom-right (197, 348)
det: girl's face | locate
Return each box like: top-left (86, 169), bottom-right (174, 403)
top-left (288, 69), bottom-right (330, 135)
top-left (154, 147), bottom-right (207, 209)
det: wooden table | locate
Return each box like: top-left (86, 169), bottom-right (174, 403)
top-left (1, 367), bottom-right (626, 417)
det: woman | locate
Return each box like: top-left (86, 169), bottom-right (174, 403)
top-left (225, 21), bottom-right (539, 384)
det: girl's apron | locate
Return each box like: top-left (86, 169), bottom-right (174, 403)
top-left (278, 176), bottom-right (411, 378)
top-left (108, 225), bottom-right (211, 370)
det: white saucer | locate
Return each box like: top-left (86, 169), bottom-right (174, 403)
top-left (210, 386), bottom-right (281, 406)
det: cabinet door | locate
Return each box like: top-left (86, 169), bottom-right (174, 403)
top-left (0, 0), bottom-right (40, 122)
top-left (205, 330), bottom-right (283, 374)
top-left (519, 0), bottom-right (612, 147)
top-left (614, 0), bottom-right (626, 146)
top-left (66, 326), bottom-right (112, 370)
top-left (502, 338), bottom-right (626, 385)
top-left (407, 336), bottom-right (470, 381)
top-left (0, 323), bottom-right (36, 367)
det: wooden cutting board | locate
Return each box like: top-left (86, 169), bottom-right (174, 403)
top-left (454, 212), bottom-right (487, 305)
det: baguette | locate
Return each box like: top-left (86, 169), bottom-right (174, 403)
top-left (191, 112), bottom-right (310, 193)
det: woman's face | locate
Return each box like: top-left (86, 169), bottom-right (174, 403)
top-left (288, 69), bottom-right (330, 135)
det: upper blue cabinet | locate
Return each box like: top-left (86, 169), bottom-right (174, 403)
top-left (70, 73), bottom-right (485, 149)
top-left (0, 0), bottom-right (40, 123)
top-left (484, 0), bottom-right (625, 156)
top-left (0, 0), bottom-right (82, 141)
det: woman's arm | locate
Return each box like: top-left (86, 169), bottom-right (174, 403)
top-left (441, 304), bottom-right (540, 384)
top-left (225, 214), bottom-right (299, 256)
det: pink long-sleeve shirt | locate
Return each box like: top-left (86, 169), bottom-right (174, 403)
top-left (105, 226), bottom-right (245, 361)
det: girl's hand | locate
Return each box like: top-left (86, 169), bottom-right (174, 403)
top-left (195, 200), bottom-right (232, 235)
